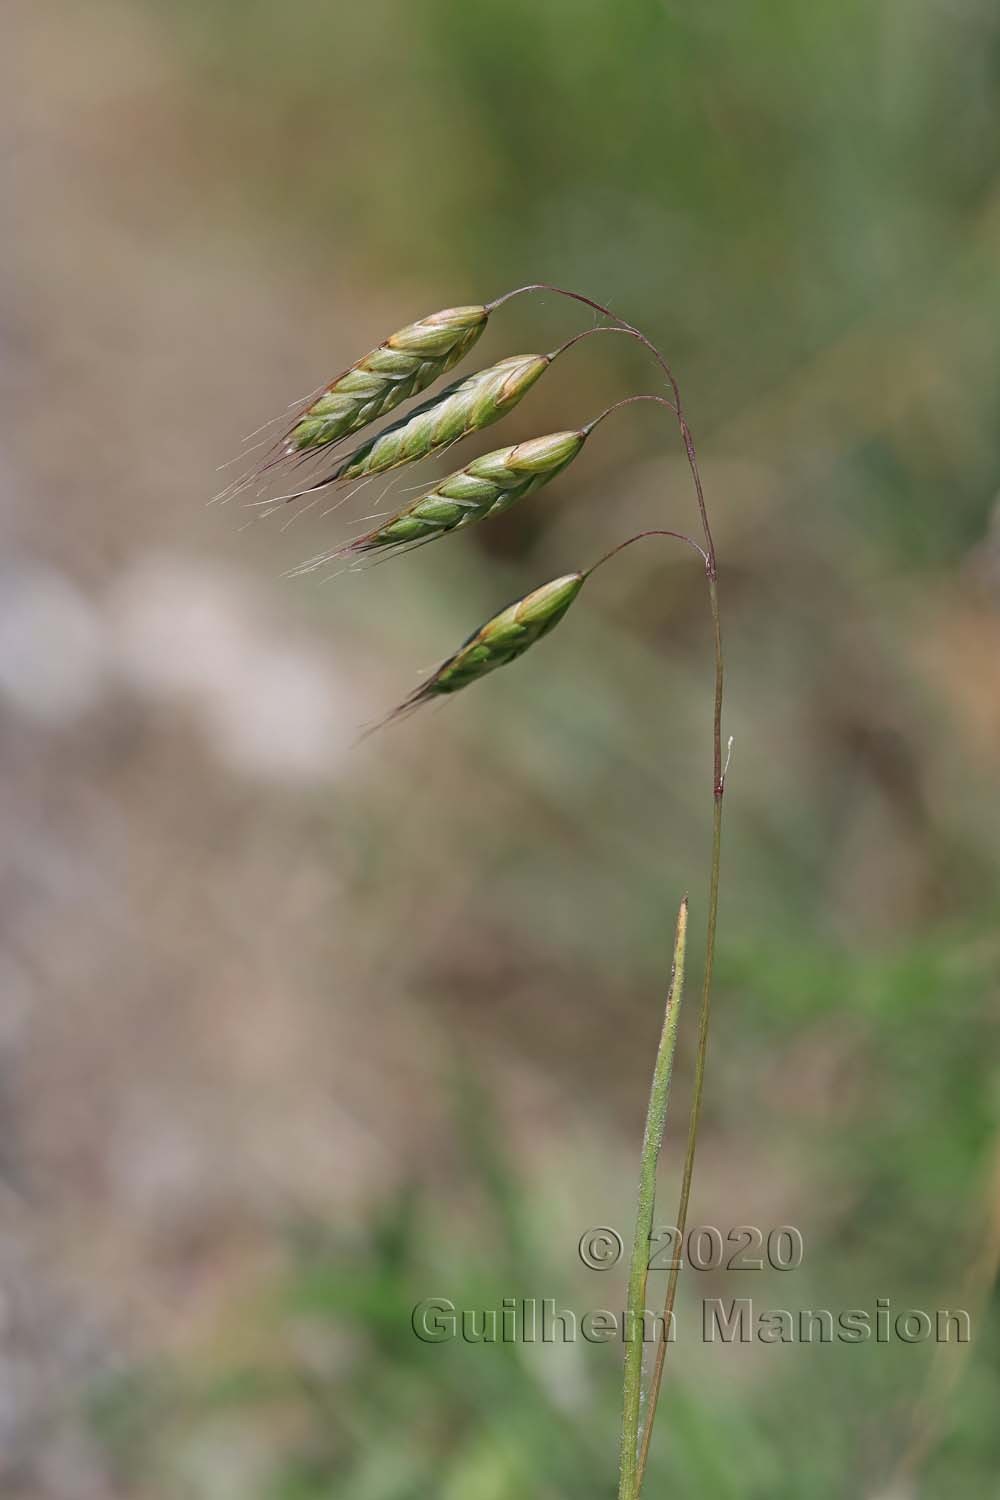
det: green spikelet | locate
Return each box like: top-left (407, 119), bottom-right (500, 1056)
top-left (330, 353), bottom-right (550, 484)
top-left (383, 572), bottom-right (586, 724)
top-left (294, 429), bottom-right (587, 574)
top-left (287, 305), bottom-right (489, 453)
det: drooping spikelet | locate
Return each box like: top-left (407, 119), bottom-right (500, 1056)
top-left (383, 572), bottom-right (587, 725)
top-left (283, 354), bottom-right (551, 506)
top-left (293, 428), bottom-right (587, 574)
top-left (287, 305), bottom-right (489, 454)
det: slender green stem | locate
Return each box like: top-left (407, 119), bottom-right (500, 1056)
top-left (617, 898), bottom-right (689, 1500)
top-left (495, 285), bottom-right (727, 1490)
top-left (635, 577), bottom-right (724, 1489)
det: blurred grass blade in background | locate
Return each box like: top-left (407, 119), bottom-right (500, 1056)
top-left (619, 896), bottom-right (688, 1500)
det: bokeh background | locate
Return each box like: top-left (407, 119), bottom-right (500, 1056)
top-left (5, 2), bottom-right (1000, 1496)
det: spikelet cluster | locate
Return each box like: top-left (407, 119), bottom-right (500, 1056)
top-left (387, 573), bottom-right (587, 722)
top-left (287, 306), bottom-right (489, 454)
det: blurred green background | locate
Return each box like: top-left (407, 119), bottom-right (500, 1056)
top-left (5, 1), bottom-right (1000, 1496)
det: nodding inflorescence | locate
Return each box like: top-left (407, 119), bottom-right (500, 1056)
top-left (226, 288), bottom-right (712, 725)
top-left (228, 285), bottom-right (726, 1500)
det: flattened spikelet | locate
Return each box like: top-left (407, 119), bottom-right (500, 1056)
top-left (378, 572), bottom-right (586, 728)
top-left (292, 428), bottom-right (587, 575)
top-left (287, 305), bottom-right (489, 454)
top-left (280, 354), bottom-right (551, 508)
